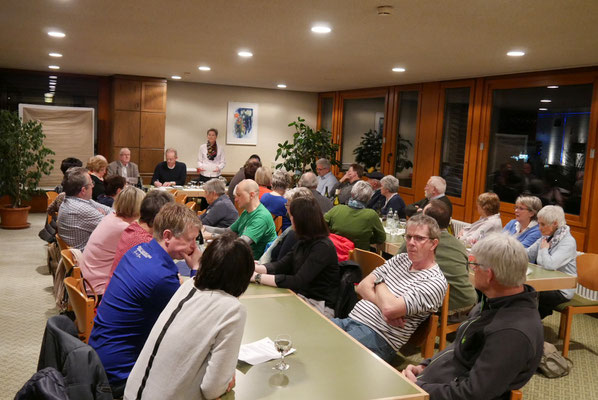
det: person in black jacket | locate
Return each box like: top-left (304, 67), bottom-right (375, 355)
top-left (152, 148), bottom-right (187, 187)
top-left (252, 196), bottom-right (340, 318)
top-left (402, 233), bottom-right (543, 400)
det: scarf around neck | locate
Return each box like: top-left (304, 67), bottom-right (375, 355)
top-left (348, 199), bottom-right (366, 209)
top-left (548, 225), bottom-right (570, 250)
top-left (207, 141), bottom-right (217, 161)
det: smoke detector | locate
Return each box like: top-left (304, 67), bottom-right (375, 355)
top-left (377, 5), bottom-right (394, 16)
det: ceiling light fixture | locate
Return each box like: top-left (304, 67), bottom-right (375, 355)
top-left (171, 75), bottom-right (182, 80)
top-left (547, 85), bottom-right (559, 89)
top-left (507, 50), bottom-right (525, 57)
top-left (311, 25), bottom-right (331, 34)
top-left (238, 51), bottom-right (253, 58)
top-left (44, 92), bottom-right (54, 97)
top-left (198, 66), bottom-right (211, 71)
top-left (539, 108), bottom-right (548, 111)
top-left (277, 84), bottom-right (287, 88)
top-left (48, 31), bottom-right (65, 38)
top-left (49, 75), bottom-right (57, 79)
top-left (48, 65), bottom-right (60, 70)
top-left (540, 99), bottom-right (552, 103)
top-left (392, 67), bottom-right (406, 72)
top-left (49, 52), bottom-right (62, 57)
top-left (377, 5), bottom-right (394, 16)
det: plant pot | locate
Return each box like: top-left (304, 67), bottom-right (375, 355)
top-left (0, 205), bottom-right (31, 229)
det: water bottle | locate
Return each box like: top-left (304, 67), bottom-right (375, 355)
top-left (393, 212), bottom-right (400, 231)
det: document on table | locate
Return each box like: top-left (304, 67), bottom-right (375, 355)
top-left (238, 337), bottom-right (296, 365)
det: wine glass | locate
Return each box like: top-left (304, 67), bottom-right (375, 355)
top-left (273, 334), bottom-right (292, 371)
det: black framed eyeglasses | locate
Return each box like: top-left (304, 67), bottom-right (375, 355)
top-left (466, 260), bottom-right (485, 272)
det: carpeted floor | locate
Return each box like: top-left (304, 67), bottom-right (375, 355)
top-left (1, 214), bottom-right (597, 399)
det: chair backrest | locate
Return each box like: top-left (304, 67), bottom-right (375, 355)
top-left (449, 219), bottom-right (471, 237)
top-left (55, 233), bottom-right (70, 252)
top-left (185, 201), bottom-right (196, 210)
top-left (273, 215), bottom-right (283, 234)
top-left (174, 193), bottom-right (187, 204)
top-left (197, 209), bottom-right (207, 216)
top-left (61, 249), bottom-right (76, 276)
top-left (576, 253), bottom-right (598, 291)
top-left (46, 191), bottom-right (59, 207)
top-left (349, 248), bottom-right (386, 277)
top-left (63, 277), bottom-right (97, 343)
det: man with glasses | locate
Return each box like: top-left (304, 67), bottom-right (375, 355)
top-left (107, 147), bottom-right (140, 186)
top-left (57, 167), bottom-right (112, 250)
top-left (332, 214), bottom-right (447, 363)
top-left (315, 158), bottom-right (339, 198)
top-left (403, 233), bottom-right (543, 399)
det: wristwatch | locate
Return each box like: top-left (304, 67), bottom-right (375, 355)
top-left (255, 273), bottom-right (262, 285)
top-left (374, 276), bottom-right (385, 287)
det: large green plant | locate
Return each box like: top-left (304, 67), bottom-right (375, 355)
top-left (353, 129), bottom-right (382, 170)
top-left (275, 117), bottom-right (340, 176)
top-left (0, 110), bottom-right (55, 208)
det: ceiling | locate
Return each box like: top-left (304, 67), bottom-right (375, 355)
top-left (2, 0), bottom-right (598, 92)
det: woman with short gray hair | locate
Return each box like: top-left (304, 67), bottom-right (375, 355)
top-left (261, 170), bottom-right (291, 231)
top-left (324, 180), bottom-right (385, 250)
top-left (200, 178), bottom-right (238, 228)
top-left (379, 175), bottom-right (406, 218)
top-left (527, 205), bottom-right (577, 318)
top-left (503, 195), bottom-right (542, 248)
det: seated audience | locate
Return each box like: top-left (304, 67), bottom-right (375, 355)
top-left (96, 175), bottom-right (126, 208)
top-left (47, 157), bottom-right (83, 217)
top-left (200, 178), bottom-right (238, 228)
top-left (124, 233), bottom-right (253, 400)
top-left (255, 166), bottom-right (272, 199)
top-left (253, 196), bottom-right (340, 318)
top-left (299, 171), bottom-right (332, 214)
top-left (316, 158), bottom-right (339, 198)
top-left (227, 154), bottom-right (261, 201)
top-left (332, 214), bottom-right (447, 362)
top-left (325, 181), bottom-right (385, 250)
top-left (261, 170), bottom-right (291, 231)
top-left (89, 203), bottom-right (202, 396)
top-left (527, 205), bottom-right (577, 318)
top-left (503, 195), bottom-right (542, 248)
top-left (405, 176), bottom-right (452, 217)
top-left (80, 186), bottom-right (145, 296)
top-left (111, 191), bottom-right (174, 272)
top-left (87, 155), bottom-right (108, 201)
top-left (331, 163), bottom-right (364, 205)
top-left (152, 148), bottom-right (187, 187)
top-left (403, 233), bottom-right (543, 400)
top-left (379, 175), bottom-right (406, 218)
top-left (57, 167), bottom-right (112, 250)
top-left (457, 192), bottom-right (502, 247)
top-left (107, 147), bottom-right (139, 186)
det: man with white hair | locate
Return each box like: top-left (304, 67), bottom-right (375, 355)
top-left (315, 158), bottom-right (338, 197)
top-left (107, 147), bottom-right (140, 185)
top-left (403, 233), bottom-right (543, 399)
top-left (299, 171), bottom-right (332, 214)
top-left (405, 176), bottom-right (452, 217)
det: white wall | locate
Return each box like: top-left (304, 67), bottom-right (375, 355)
top-left (166, 81), bottom-right (318, 174)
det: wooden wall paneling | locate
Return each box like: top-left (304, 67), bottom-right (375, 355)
top-left (582, 75), bottom-right (598, 252)
top-left (139, 149), bottom-right (165, 174)
top-left (140, 112), bottom-right (166, 148)
top-left (113, 79), bottom-right (141, 111)
top-left (317, 92), bottom-right (334, 130)
top-left (331, 92), bottom-right (343, 175)
top-left (113, 110), bottom-right (140, 147)
top-left (97, 77), bottom-right (111, 158)
top-left (570, 227), bottom-right (586, 252)
top-left (141, 82), bottom-right (167, 112)
top-left (381, 86), bottom-right (398, 175)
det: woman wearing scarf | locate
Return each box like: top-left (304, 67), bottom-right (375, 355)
top-left (197, 128), bottom-right (226, 183)
top-left (324, 180), bottom-right (386, 250)
top-left (503, 195), bottom-right (542, 248)
top-left (527, 205), bottom-right (577, 318)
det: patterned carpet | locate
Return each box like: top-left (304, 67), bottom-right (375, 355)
top-left (1, 214), bottom-right (597, 399)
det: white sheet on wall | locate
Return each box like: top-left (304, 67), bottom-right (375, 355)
top-left (19, 104), bottom-right (94, 188)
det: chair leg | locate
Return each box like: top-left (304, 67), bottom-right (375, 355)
top-left (558, 312), bottom-right (566, 339)
top-left (562, 307), bottom-right (573, 358)
top-left (438, 326), bottom-right (447, 351)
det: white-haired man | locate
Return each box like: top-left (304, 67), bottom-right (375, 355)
top-left (315, 158), bottom-right (339, 197)
top-left (405, 176), bottom-right (452, 217)
top-left (403, 233), bottom-right (543, 400)
top-left (299, 171), bottom-right (332, 214)
top-left (107, 147), bottom-right (140, 185)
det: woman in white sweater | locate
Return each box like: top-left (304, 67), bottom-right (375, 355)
top-left (197, 128), bottom-right (226, 183)
top-left (124, 232), bottom-right (254, 400)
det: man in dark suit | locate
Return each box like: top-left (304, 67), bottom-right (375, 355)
top-left (405, 176), bottom-right (452, 217)
top-left (107, 147), bottom-right (140, 186)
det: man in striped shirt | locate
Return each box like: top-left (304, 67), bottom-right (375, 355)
top-left (333, 214), bottom-right (447, 363)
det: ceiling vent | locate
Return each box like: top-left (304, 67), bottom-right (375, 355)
top-left (377, 5), bottom-right (394, 16)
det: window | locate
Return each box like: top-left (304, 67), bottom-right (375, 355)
top-left (486, 84), bottom-right (593, 215)
top-left (320, 97), bottom-right (333, 132)
top-left (341, 97), bottom-right (385, 170)
top-left (394, 91), bottom-right (418, 188)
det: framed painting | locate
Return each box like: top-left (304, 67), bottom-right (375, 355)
top-left (227, 102), bottom-right (259, 145)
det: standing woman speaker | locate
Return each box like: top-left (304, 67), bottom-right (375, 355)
top-left (197, 128), bottom-right (226, 183)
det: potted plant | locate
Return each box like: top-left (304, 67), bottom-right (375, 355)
top-left (0, 110), bottom-right (54, 228)
top-left (275, 116), bottom-right (340, 180)
top-left (353, 129), bottom-right (383, 172)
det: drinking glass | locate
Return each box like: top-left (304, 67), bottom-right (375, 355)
top-left (273, 334), bottom-right (292, 371)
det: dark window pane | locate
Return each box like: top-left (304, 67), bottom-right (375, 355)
top-left (320, 97), bottom-right (333, 133)
top-left (394, 91), bottom-right (418, 188)
top-left (486, 84), bottom-right (592, 215)
top-left (341, 97), bottom-right (385, 170)
top-left (440, 87), bottom-right (470, 197)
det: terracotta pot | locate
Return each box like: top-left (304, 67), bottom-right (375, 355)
top-left (0, 205), bottom-right (31, 229)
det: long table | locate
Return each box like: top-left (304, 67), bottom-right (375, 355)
top-left (224, 284), bottom-right (428, 400)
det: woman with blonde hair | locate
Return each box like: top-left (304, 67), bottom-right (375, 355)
top-left (457, 192), bottom-right (502, 247)
top-left (254, 166), bottom-right (272, 199)
top-left (87, 155), bottom-right (109, 201)
top-left (80, 186), bottom-right (145, 297)
top-left (503, 195), bottom-right (542, 248)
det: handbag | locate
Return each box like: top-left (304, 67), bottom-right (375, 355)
top-left (538, 341), bottom-right (572, 378)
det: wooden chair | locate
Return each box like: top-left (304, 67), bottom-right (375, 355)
top-left (511, 390), bottom-right (523, 400)
top-left (46, 191), bottom-right (59, 223)
top-left (55, 233), bottom-right (70, 252)
top-left (349, 248), bottom-right (386, 277)
top-left (197, 209), bottom-right (207, 216)
top-left (185, 201), bottom-right (196, 211)
top-left (437, 286), bottom-right (463, 351)
top-left (273, 215), bottom-right (283, 234)
top-left (174, 192), bottom-right (188, 204)
top-left (403, 313), bottom-right (439, 359)
top-left (61, 249), bottom-right (81, 279)
top-left (555, 253), bottom-right (598, 357)
top-left (64, 276), bottom-right (98, 343)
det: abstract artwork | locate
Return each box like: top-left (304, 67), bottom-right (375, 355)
top-left (227, 102), bottom-right (259, 145)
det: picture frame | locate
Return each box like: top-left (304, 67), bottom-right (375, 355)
top-left (227, 102), bottom-right (259, 145)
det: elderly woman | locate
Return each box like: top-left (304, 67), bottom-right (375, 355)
top-left (255, 166), bottom-right (272, 199)
top-left (380, 175), bottom-right (406, 218)
top-left (325, 180), bottom-right (385, 250)
top-left (253, 196), bottom-right (340, 318)
top-left (200, 178), bottom-right (238, 228)
top-left (527, 205), bottom-right (577, 318)
top-left (80, 185), bottom-right (145, 296)
top-left (261, 170), bottom-right (291, 231)
top-left (503, 195), bottom-right (542, 248)
top-left (87, 155), bottom-right (109, 201)
top-left (124, 233), bottom-right (254, 399)
top-left (457, 192), bottom-right (502, 247)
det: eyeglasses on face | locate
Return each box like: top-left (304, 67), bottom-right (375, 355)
top-left (466, 260), bottom-right (486, 272)
top-left (514, 206), bottom-right (530, 212)
top-left (405, 234), bottom-right (430, 243)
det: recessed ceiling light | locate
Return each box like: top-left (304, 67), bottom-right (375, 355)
top-left (238, 51), bottom-right (253, 58)
top-left (49, 52), bottom-right (62, 57)
top-left (48, 65), bottom-right (60, 70)
top-left (48, 31), bottom-right (65, 38)
top-left (49, 86), bottom-right (56, 90)
top-left (540, 99), bottom-right (552, 103)
top-left (277, 84), bottom-right (287, 88)
top-left (311, 25), bottom-right (331, 34)
top-left (198, 66), bottom-right (211, 71)
top-left (392, 67), bottom-right (406, 72)
top-left (547, 85), bottom-right (559, 89)
top-left (44, 98), bottom-right (53, 103)
top-left (49, 75), bottom-right (57, 79)
top-left (507, 50), bottom-right (525, 57)
top-left (44, 92), bottom-right (54, 97)
top-left (49, 81), bottom-right (56, 85)
top-left (171, 75), bottom-right (182, 80)
top-left (539, 108), bottom-right (548, 111)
